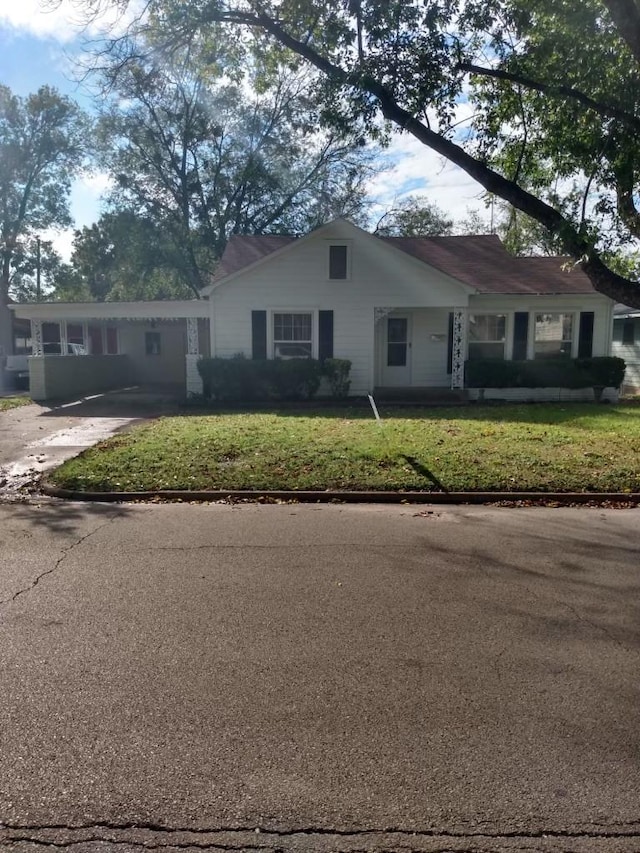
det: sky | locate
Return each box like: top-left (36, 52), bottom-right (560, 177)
top-left (0, 0), bottom-right (490, 261)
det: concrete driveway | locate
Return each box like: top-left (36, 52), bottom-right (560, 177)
top-left (0, 501), bottom-right (638, 851)
top-left (0, 390), bottom-right (176, 499)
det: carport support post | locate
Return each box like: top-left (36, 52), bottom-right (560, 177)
top-left (185, 317), bottom-right (203, 398)
top-left (451, 309), bottom-right (467, 390)
top-left (31, 320), bottom-right (43, 356)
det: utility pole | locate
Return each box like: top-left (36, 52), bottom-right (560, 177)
top-left (36, 236), bottom-right (41, 302)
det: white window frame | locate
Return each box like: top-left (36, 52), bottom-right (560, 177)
top-left (269, 310), bottom-right (317, 359)
top-left (532, 311), bottom-right (577, 360)
top-left (326, 242), bottom-right (351, 281)
top-left (467, 313), bottom-right (509, 361)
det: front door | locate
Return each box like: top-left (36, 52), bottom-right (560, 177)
top-left (380, 314), bottom-right (412, 386)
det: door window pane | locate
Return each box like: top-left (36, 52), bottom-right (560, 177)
top-left (387, 318), bottom-right (407, 366)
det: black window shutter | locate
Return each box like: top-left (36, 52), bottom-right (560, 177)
top-left (251, 310), bottom-right (267, 360)
top-left (318, 310), bottom-right (334, 361)
top-left (578, 311), bottom-right (594, 358)
top-left (513, 312), bottom-right (529, 360)
top-left (623, 320), bottom-right (636, 345)
top-left (446, 312), bottom-right (454, 374)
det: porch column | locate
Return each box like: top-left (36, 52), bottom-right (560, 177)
top-left (31, 319), bottom-right (43, 356)
top-left (185, 317), bottom-right (203, 397)
top-left (59, 321), bottom-right (68, 356)
top-left (450, 308), bottom-right (467, 390)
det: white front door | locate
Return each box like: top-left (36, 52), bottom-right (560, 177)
top-left (380, 314), bottom-right (412, 386)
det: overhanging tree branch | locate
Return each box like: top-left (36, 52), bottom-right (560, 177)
top-left (458, 61), bottom-right (640, 133)
top-left (205, 6), bottom-right (640, 305)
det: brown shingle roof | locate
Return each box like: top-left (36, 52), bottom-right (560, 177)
top-left (212, 234), bottom-right (296, 282)
top-left (382, 235), bottom-right (595, 294)
top-left (212, 232), bottom-right (596, 295)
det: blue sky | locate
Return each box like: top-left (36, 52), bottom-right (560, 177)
top-left (0, 0), bottom-right (488, 260)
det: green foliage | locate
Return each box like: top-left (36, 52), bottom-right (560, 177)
top-left (68, 212), bottom-right (193, 302)
top-left (50, 404), bottom-right (640, 494)
top-left (0, 84), bottom-right (88, 350)
top-left (97, 0), bottom-right (640, 305)
top-left (375, 196), bottom-right (454, 237)
top-left (575, 356), bottom-right (626, 390)
top-left (322, 358), bottom-right (351, 397)
top-left (197, 356), bottom-right (324, 401)
top-left (93, 44), bottom-right (378, 297)
top-left (465, 357), bottom-right (626, 390)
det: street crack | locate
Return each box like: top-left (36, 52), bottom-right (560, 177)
top-left (0, 514), bottom-right (120, 610)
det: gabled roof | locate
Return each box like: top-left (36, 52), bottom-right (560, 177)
top-left (211, 225), bottom-right (598, 296)
top-left (212, 235), bottom-right (296, 283)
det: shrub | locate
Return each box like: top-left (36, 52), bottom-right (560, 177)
top-left (269, 358), bottom-right (322, 400)
top-left (197, 354), bottom-right (270, 401)
top-left (465, 356), bottom-right (626, 390)
top-left (322, 358), bottom-right (352, 398)
top-left (197, 355), bottom-right (323, 401)
top-left (575, 356), bottom-right (626, 390)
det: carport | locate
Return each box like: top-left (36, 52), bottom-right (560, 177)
top-left (9, 300), bottom-right (210, 401)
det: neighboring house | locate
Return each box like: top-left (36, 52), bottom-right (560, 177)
top-left (612, 304), bottom-right (640, 393)
top-left (8, 218), bottom-right (615, 401)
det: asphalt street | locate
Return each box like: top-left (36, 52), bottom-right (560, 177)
top-left (0, 501), bottom-right (639, 852)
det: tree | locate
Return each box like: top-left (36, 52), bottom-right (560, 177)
top-left (68, 212), bottom-right (193, 301)
top-left (374, 196), bottom-right (454, 237)
top-left (7, 237), bottom-right (66, 302)
top-left (0, 85), bottom-right (87, 354)
top-left (93, 47), bottom-right (378, 297)
top-left (85, 0), bottom-right (640, 307)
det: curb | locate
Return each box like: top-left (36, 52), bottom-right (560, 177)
top-left (40, 481), bottom-right (640, 505)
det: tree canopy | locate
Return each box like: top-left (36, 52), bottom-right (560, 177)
top-left (84, 0), bottom-right (640, 307)
top-left (90, 44), bottom-right (378, 298)
top-left (0, 84), bottom-right (87, 352)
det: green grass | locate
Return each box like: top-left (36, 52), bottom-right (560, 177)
top-left (0, 396), bottom-right (31, 412)
top-left (49, 403), bottom-right (640, 494)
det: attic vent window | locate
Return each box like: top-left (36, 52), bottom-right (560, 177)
top-left (329, 244), bottom-right (348, 280)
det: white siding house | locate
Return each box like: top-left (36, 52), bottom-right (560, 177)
top-left (203, 219), bottom-right (614, 399)
top-left (612, 306), bottom-right (640, 393)
top-left (9, 218), bottom-right (615, 401)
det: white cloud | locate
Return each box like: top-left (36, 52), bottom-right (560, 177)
top-left (367, 131), bottom-right (491, 227)
top-left (0, 0), bottom-right (137, 43)
top-left (42, 226), bottom-right (74, 261)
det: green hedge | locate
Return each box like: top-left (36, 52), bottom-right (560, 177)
top-left (197, 355), bottom-right (352, 401)
top-left (465, 357), bottom-right (626, 390)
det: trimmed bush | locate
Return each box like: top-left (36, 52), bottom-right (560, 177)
top-left (465, 356), bottom-right (626, 390)
top-left (197, 355), bottom-right (323, 401)
top-left (198, 355), bottom-right (270, 401)
top-left (575, 356), bottom-right (626, 390)
top-left (270, 358), bottom-right (322, 400)
top-left (322, 358), bottom-right (352, 398)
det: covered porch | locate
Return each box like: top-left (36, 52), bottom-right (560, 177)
top-left (10, 301), bottom-right (210, 401)
top-left (373, 306), bottom-right (466, 392)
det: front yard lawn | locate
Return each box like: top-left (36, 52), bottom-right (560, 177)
top-left (49, 403), bottom-right (640, 494)
top-left (0, 396), bottom-right (31, 412)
